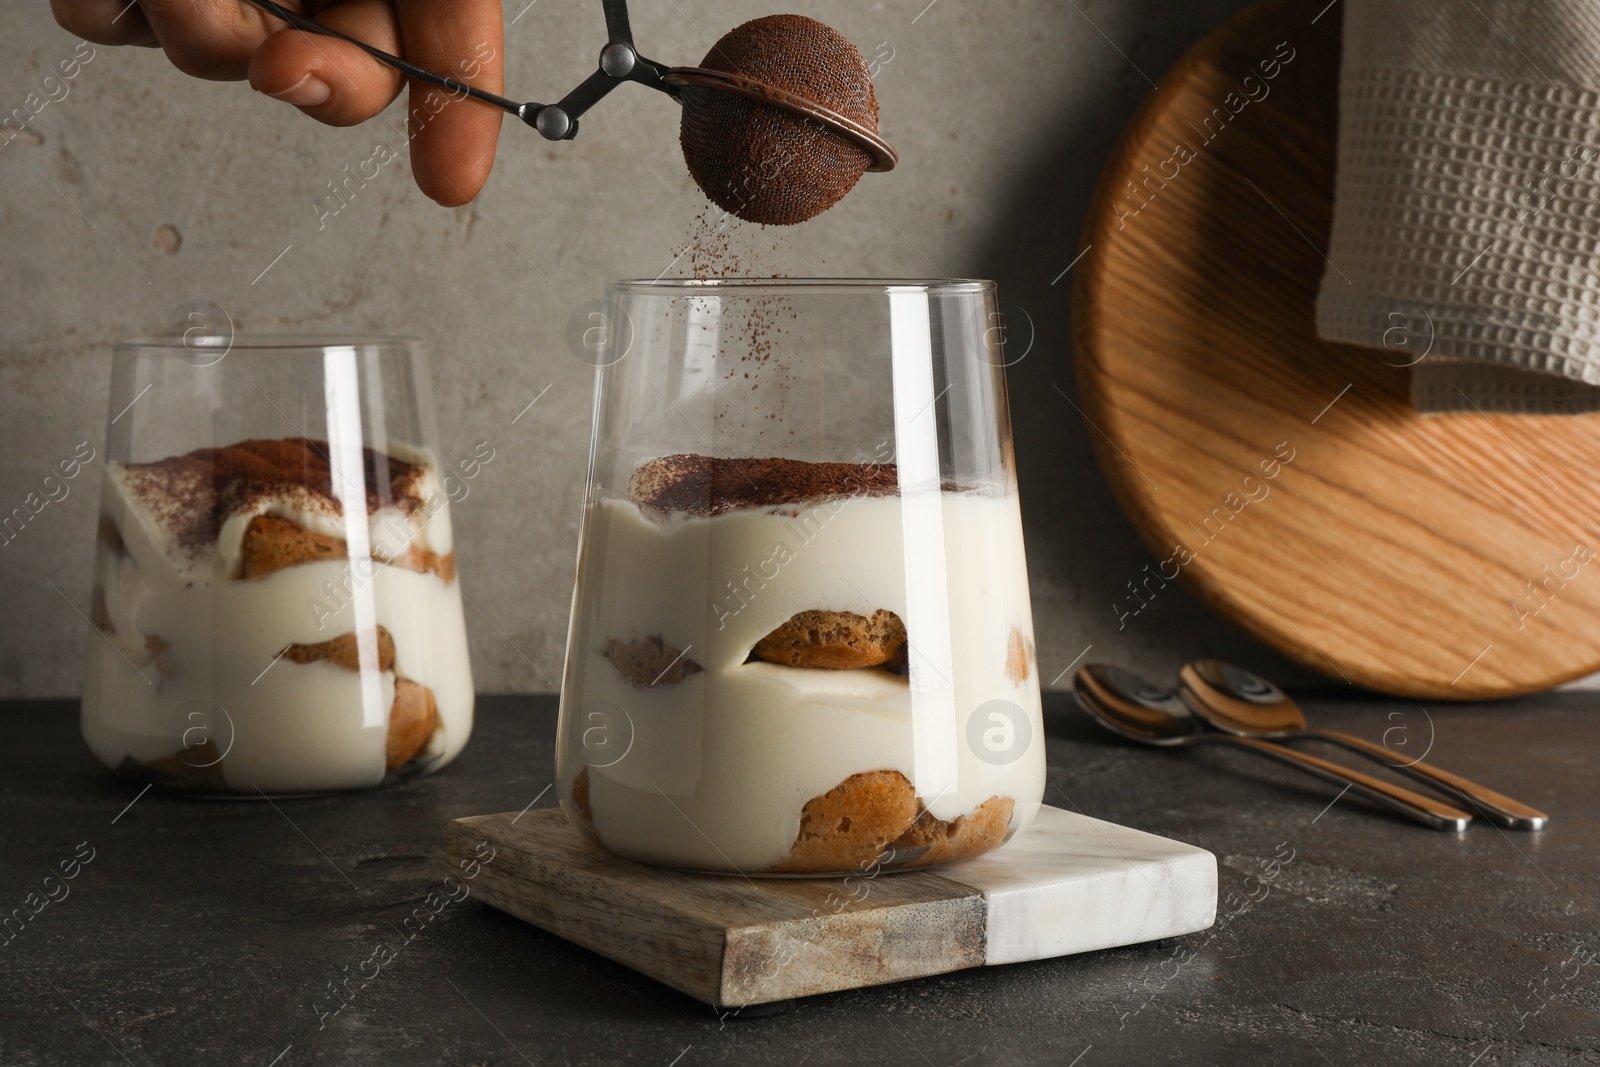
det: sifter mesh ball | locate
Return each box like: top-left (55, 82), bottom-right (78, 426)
top-left (671, 14), bottom-right (898, 226)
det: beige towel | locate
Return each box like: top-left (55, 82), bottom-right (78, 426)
top-left (1316, 0), bottom-right (1600, 413)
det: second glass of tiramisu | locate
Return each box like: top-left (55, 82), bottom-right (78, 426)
top-left (556, 279), bottom-right (1044, 875)
top-left (82, 335), bottom-right (474, 796)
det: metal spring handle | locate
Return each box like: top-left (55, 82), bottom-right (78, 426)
top-left (242, 0), bottom-right (677, 140)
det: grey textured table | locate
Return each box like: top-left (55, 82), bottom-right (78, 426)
top-left (2, 692), bottom-right (1596, 1066)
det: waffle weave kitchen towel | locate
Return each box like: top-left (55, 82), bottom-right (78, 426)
top-left (1315, 0), bottom-right (1600, 413)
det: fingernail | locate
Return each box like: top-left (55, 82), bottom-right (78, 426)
top-left (265, 74), bottom-right (331, 107)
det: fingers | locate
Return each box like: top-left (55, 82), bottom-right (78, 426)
top-left (57, 0), bottom-right (507, 206)
top-left (137, 0), bottom-right (284, 79)
top-left (394, 0), bottom-right (504, 205)
top-left (50, 0), bottom-right (159, 47)
top-left (248, 1), bottom-right (403, 127)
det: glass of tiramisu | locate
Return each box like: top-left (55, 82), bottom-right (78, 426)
top-left (82, 335), bottom-right (474, 795)
top-left (556, 279), bottom-right (1045, 875)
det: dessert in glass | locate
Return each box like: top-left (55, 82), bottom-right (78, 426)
top-left (556, 279), bottom-right (1045, 874)
top-left (81, 335), bottom-right (474, 795)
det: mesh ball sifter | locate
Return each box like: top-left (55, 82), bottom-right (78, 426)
top-left (243, 0), bottom-right (898, 224)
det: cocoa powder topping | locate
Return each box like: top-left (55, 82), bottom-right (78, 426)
top-left (117, 437), bottom-right (425, 555)
top-left (627, 453), bottom-right (897, 516)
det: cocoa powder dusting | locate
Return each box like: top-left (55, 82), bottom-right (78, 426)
top-left (628, 453), bottom-right (897, 516)
top-left (118, 438), bottom-right (425, 554)
top-left (682, 206), bottom-right (788, 283)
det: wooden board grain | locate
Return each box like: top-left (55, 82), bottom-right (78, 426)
top-left (446, 807), bottom-right (1217, 1008)
top-left (447, 810), bottom-right (984, 1007)
top-left (1072, 0), bottom-right (1600, 699)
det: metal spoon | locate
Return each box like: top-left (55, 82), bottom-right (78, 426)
top-left (1073, 664), bottom-right (1472, 831)
top-left (1179, 660), bottom-right (1547, 831)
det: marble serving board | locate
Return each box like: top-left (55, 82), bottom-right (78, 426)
top-left (445, 805), bottom-right (1218, 1008)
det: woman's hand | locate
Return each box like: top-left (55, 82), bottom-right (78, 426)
top-left (49, 0), bottom-right (505, 204)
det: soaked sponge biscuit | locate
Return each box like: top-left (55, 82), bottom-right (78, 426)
top-left (239, 514), bottom-right (455, 581)
top-left (753, 609), bottom-right (906, 670)
top-left (118, 741), bottom-right (227, 792)
top-left (601, 635), bottom-right (704, 686)
top-left (239, 514), bottom-right (347, 577)
top-left (779, 770), bottom-right (1015, 872)
top-left (1006, 625), bottom-right (1033, 685)
top-left (283, 626), bottom-right (397, 673)
top-left (777, 769), bottom-right (919, 872)
top-left (898, 795), bottom-right (1015, 866)
top-left (570, 767), bottom-right (601, 844)
top-left (386, 678), bottom-right (437, 770)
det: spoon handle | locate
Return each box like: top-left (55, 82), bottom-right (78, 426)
top-left (1219, 737), bottom-right (1472, 831)
top-left (1305, 729), bottom-right (1547, 831)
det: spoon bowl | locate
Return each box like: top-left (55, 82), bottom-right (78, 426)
top-left (1074, 665), bottom-right (1204, 745)
top-left (1180, 660), bottom-right (1306, 735)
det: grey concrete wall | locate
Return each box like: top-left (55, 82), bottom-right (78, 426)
top-left (1, 0), bottom-right (1327, 698)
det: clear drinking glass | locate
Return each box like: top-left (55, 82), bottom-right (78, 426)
top-left (81, 335), bottom-right (474, 795)
top-left (555, 279), bottom-right (1045, 875)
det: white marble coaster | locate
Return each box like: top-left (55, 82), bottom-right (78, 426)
top-left (940, 806), bottom-right (1219, 966)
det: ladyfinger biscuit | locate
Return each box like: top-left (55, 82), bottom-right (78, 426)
top-left (1006, 625), bottom-right (1033, 685)
top-left (777, 769), bottom-right (918, 872)
top-left (240, 515), bottom-right (455, 581)
top-left (119, 740), bottom-right (227, 792)
top-left (98, 514), bottom-right (129, 558)
top-left (385, 545), bottom-right (458, 582)
top-left (570, 767), bottom-right (601, 844)
top-left (913, 795), bottom-right (1015, 866)
top-left (753, 609), bottom-right (907, 670)
top-left (240, 514), bottom-right (346, 577)
top-left (387, 678), bottom-right (438, 770)
top-left (601, 635), bottom-right (704, 686)
top-left (282, 626), bottom-right (396, 672)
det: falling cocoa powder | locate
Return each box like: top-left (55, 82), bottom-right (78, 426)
top-left (669, 202), bottom-right (803, 441)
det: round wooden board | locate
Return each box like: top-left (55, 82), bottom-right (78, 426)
top-left (1072, 0), bottom-right (1600, 700)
